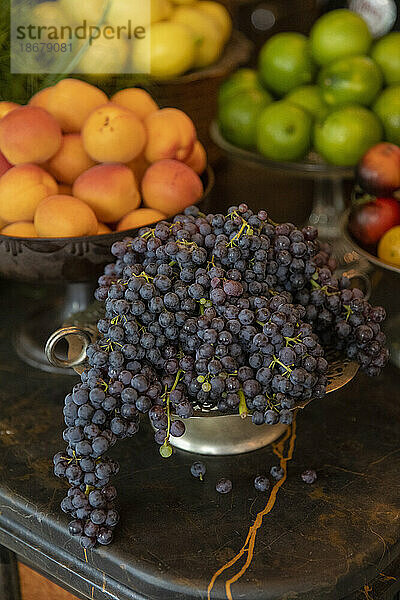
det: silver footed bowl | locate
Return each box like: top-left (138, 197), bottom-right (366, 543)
top-left (46, 307), bottom-right (359, 456)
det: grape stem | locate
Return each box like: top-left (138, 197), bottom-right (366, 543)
top-left (238, 388), bottom-right (248, 419)
top-left (161, 369), bottom-right (183, 457)
top-left (269, 356), bottom-right (293, 376)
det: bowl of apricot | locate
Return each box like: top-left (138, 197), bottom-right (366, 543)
top-left (0, 78), bottom-right (213, 370)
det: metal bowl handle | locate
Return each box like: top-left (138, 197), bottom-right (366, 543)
top-left (342, 269), bottom-right (371, 301)
top-left (45, 326), bottom-right (92, 369)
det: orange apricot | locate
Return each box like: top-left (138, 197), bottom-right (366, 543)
top-left (144, 108), bottom-right (196, 163)
top-left (73, 163), bottom-right (141, 222)
top-left (82, 103), bottom-right (146, 163)
top-left (142, 159), bottom-right (203, 216)
top-left (34, 195), bottom-right (98, 237)
top-left (0, 164), bottom-right (58, 223)
top-left (45, 78), bottom-right (108, 133)
top-left (117, 208), bottom-right (167, 231)
top-left (0, 102), bottom-right (20, 119)
top-left (1, 222), bottom-right (37, 237)
top-left (46, 134), bottom-right (96, 184)
top-left (184, 140), bottom-right (207, 174)
top-left (111, 88), bottom-right (158, 120)
top-left (0, 106), bottom-right (62, 165)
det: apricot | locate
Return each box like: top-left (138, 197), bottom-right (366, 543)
top-left (0, 164), bottom-right (58, 223)
top-left (142, 159), bottom-right (203, 216)
top-left (45, 79), bottom-right (108, 133)
top-left (0, 106), bottom-right (62, 165)
top-left (46, 134), bottom-right (96, 185)
top-left (29, 87), bottom-right (53, 109)
top-left (0, 102), bottom-right (20, 119)
top-left (111, 88), bottom-right (158, 120)
top-left (82, 103), bottom-right (146, 163)
top-left (73, 163), bottom-right (141, 222)
top-left (1, 222), bottom-right (37, 238)
top-left (0, 151), bottom-right (12, 177)
top-left (117, 208), bottom-right (167, 231)
top-left (97, 222), bottom-right (112, 234)
top-left (34, 195), bottom-right (98, 237)
top-left (144, 108), bottom-right (196, 163)
top-left (126, 154), bottom-right (150, 184)
top-left (184, 141), bottom-right (207, 174)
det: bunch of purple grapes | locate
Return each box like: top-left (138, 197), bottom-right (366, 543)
top-left (53, 203), bottom-right (388, 548)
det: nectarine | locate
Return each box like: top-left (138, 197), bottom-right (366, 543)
top-left (82, 103), bottom-right (146, 163)
top-left (144, 108), bottom-right (196, 163)
top-left (45, 78), bottom-right (108, 133)
top-left (34, 195), bottom-right (98, 237)
top-left (117, 208), bottom-right (166, 231)
top-left (0, 106), bottom-right (62, 165)
top-left (73, 163), bottom-right (141, 222)
top-left (111, 88), bottom-right (158, 120)
top-left (357, 142), bottom-right (400, 196)
top-left (0, 164), bottom-right (58, 223)
top-left (142, 159), bottom-right (203, 216)
top-left (46, 134), bottom-right (96, 184)
top-left (1, 222), bottom-right (37, 237)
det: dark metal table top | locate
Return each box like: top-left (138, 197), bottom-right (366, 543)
top-left (0, 280), bottom-right (399, 600)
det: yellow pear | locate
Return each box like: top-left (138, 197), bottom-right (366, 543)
top-left (172, 6), bottom-right (224, 68)
top-left (132, 21), bottom-right (195, 78)
top-left (197, 1), bottom-right (232, 43)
